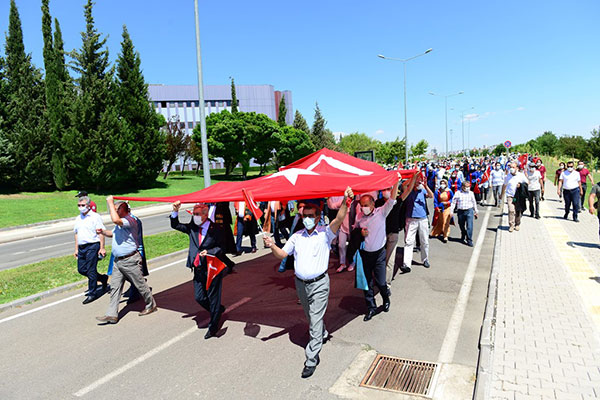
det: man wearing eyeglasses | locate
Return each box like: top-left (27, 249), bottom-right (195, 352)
top-left (264, 186), bottom-right (353, 379)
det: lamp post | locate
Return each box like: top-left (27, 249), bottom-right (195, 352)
top-left (378, 48), bottom-right (433, 165)
top-left (194, 0), bottom-right (211, 187)
top-left (454, 107), bottom-right (475, 154)
top-left (429, 91), bottom-right (464, 156)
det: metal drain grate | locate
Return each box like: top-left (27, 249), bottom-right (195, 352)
top-left (360, 355), bottom-right (439, 397)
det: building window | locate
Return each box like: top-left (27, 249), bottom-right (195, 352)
top-left (226, 100), bottom-right (232, 106)
top-left (161, 101), bottom-right (166, 108)
top-left (186, 101), bottom-right (192, 107)
top-left (194, 101), bottom-right (199, 107)
top-left (179, 122), bottom-right (185, 129)
top-left (187, 122), bottom-right (193, 129)
top-left (177, 102), bottom-right (184, 107)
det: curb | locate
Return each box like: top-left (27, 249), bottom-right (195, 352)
top-left (473, 205), bottom-right (505, 400)
top-left (0, 249), bottom-right (188, 314)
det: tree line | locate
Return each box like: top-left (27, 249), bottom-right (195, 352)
top-left (0, 0), bottom-right (164, 191)
top-left (491, 129), bottom-right (600, 167)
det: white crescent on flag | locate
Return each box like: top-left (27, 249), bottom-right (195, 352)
top-left (266, 168), bottom-right (319, 185)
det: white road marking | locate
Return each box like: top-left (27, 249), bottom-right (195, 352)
top-left (437, 205), bottom-right (492, 364)
top-left (73, 296), bottom-right (252, 397)
top-left (0, 258), bottom-right (186, 325)
top-left (11, 241), bottom-right (72, 255)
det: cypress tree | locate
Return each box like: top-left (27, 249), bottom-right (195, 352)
top-left (4, 0), bottom-right (52, 189)
top-left (293, 110), bottom-right (310, 135)
top-left (114, 25), bottom-right (165, 186)
top-left (0, 56), bottom-right (13, 186)
top-left (230, 77), bottom-right (238, 113)
top-left (310, 103), bottom-right (336, 150)
top-left (277, 95), bottom-right (287, 127)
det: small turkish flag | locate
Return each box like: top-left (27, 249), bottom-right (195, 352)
top-left (206, 255), bottom-right (226, 290)
top-left (242, 188), bottom-right (263, 220)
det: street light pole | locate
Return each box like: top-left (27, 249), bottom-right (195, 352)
top-left (378, 48), bottom-right (433, 165)
top-left (429, 91), bottom-right (464, 157)
top-left (194, 0), bottom-right (211, 187)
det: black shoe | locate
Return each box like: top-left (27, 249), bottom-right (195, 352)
top-left (383, 300), bottom-right (390, 312)
top-left (423, 260), bottom-right (430, 268)
top-left (364, 309), bottom-right (376, 321)
top-left (301, 358), bottom-right (319, 378)
top-left (535, 215), bottom-right (540, 219)
top-left (563, 213), bottom-right (568, 219)
top-left (204, 329), bottom-right (217, 339)
top-left (233, 252), bottom-right (242, 257)
top-left (100, 275), bottom-right (108, 292)
top-left (467, 241), bottom-right (474, 247)
top-left (574, 218), bottom-right (579, 223)
top-left (82, 296), bottom-right (97, 304)
top-left (400, 264), bottom-right (411, 273)
top-left (442, 237), bottom-right (448, 243)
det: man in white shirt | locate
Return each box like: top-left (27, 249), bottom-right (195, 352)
top-left (558, 161), bottom-right (583, 222)
top-left (450, 180), bottom-right (479, 246)
top-left (73, 196), bottom-right (108, 304)
top-left (501, 162), bottom-right (529, 232)
top-left (264, 187), bottom-right (353, 379)
top-left (490, 162), bottom-right (505, 207)
top-left (526, 163), bottom-right (542, 219)
top-left (356, 178), bottom-right (401, 321)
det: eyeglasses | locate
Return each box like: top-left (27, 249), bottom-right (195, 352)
top-left (192, 213), bottom-right (203, 216)
top-left (302, 214), bottom-right (316, 218)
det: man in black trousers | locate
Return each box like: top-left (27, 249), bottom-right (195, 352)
top-left (171, 201), bottom-right (226, 339)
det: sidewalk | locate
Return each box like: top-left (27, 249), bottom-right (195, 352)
top-left (487, 182), bottom-right (600, 400)
top-left (0, 203), bottom-right (192, 244)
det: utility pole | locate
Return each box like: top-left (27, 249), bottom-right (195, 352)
top-left (194, 0), bottom-right (211, 187)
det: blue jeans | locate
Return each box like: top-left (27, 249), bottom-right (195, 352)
top-left (271, 215), bottom-right (289, 247)
top-left (563, 188), bottom-right (580, 220)
top-left (77, 242), bottom-right (100, 293)
top-left (236, 217), bottom-right (256, 252)
top-left (457, 208), bottom-right (474, 244)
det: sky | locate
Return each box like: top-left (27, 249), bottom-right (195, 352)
top-left (1, 0), bottom-right (599, 153)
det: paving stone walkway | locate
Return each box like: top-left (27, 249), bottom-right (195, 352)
top-left (489, 182), bottom-right (600, 400)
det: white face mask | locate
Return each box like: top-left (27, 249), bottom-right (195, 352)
top-left (193, 215), bottom-right (204, 225)
top-left (529, 167), bottom-right (535, 172)
top-left (495, 166), bottom-right (500, 170)
top-left (382, 191), bottom-right (391, 199)
top-left (303, 217), bottom-right (315, 230)
top-left (463, 186), bottom-right (471, 192)
top-left (440, 184), bottom-right (447, 190)
top-left (78, 205), bottom-right (89, 214)
top-left (417, 184), bottom-right (424, 190)
top-left (362, 206), bottom-right (373, 216)
top-left (577, 165), bottom-right (583, 170)
top-left (567, 167), bottom-right (574, 172)
top-left (509, 168), bottom-right (516, 175)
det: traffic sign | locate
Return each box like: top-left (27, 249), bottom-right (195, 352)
top-left (504, 140), bottom-right (512, 149)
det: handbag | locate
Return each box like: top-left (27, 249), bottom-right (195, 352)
top-left (354, 242), bottom-right (368, 291)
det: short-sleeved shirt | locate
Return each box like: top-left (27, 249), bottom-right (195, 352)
top-left (559, 170), bottom-right (581, 190)
top-left (504, 172), bottom-right (528, 197)
top-left (112, 218), bottom-right (138, 257)
top-left (538, 165), bottom-right (546, 180)
top-left (579, 168), bottom-right (591, 184)
top-left (527, 170), bottom-right (542, 191)
top-left (282, 225), bottom-right (335, 280)
top-left (405, 188), bottom-right (428, 219)
top-left (491, 169), bottom-right (505, 186)
top-left (590, 184), bottom-right (600, 216)
top-left (357, 198), bottom-right (397, 251)
top-left (73, 211), bottom-right (105, 245)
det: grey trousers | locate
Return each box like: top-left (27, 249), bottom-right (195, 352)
top-left (385, 232), bottom-right (399, 287)
top-left (295, 274), bottom-right (330, 367)
top-left (106, 252), bottom-right (154, 317)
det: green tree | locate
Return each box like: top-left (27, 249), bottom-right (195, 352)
top-left (337, 132), bottom-right (381, 156)
top-left (310, 102), bottom-right (336, 149)
top-left (293, 110), bottom-right (310, 135)
top-left (0, 57), bottom-right (12, 186)
top-left (534, 131), bottom-right (558, 156)
top-left (114, 25), bottom-right (165, 186)
top-left (277, 95), bottom-right (287, 127)
top-left (377, 138), bottom-right (406, 164)
top-left (200, 110), bottom-right (242, 176)
top-left (243, 112), bottom-right (280, 176)
top-left (492, 143), bottom-right (505, 156)
top-left (163, 116), bottom-right (188, 179)
top-left (274, 126), bottom-right (315, 168)
top-left (410, 139), bottom-right (429, 157)
top-left (588, 127), bottom-right (600, 168)
top-left (230, 77), bottom-right (238, 114)
top-left (558, 135), bottom-right (589, 160)
top-left (4, 0), bottom-right (52, 190)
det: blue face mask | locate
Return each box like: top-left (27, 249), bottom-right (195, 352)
top-left (303, 217), bottom-right (316, 230)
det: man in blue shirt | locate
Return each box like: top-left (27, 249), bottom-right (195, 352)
top-left (96, 197), bottom-right (157, 324)
top-left (403, 173), bottom-right (434, 271)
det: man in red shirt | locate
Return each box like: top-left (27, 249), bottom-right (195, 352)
top-left (536, 159), bottom-right (547, 200)
top-left (578, 161), bottom-right (595, 210)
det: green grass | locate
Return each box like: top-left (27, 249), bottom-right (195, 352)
top-left (541, 156), bottom-right (599, 206)
top-left (0, 167), bottom-right (273, 229)
top-left (0, 230), bottom-right (190, 305)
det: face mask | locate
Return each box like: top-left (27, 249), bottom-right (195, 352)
top-left (463, 187), bottom-right (471, 192)
top-left (440, 184), bottom-right (447, 190)
top-left (495, 166), bottom-right (500, 170)
top-left (529, 167), bottom-right (535, 172)
top-left (560, 166), bottom-right (565, 170)
top-left (567, 167), bottom-right (574, 172)
top-left (303, 217), bottom-right (315, 230)
top-left (193, 215), bottom-right (204, 225)
top-left (382, 191), bottom-right (391, 199)
top-left (536, 163), bottom-right (541, 167)
top-left (509, 168), bottom-right (516, 175)
top-left (417, 184), bottom-right (424, 190)
top-left (362, 206), bottom-right (373, 216)
top-left (78, 206), bottom-right (88, 214)
top-left (577, 165), bottom-right (583, 170)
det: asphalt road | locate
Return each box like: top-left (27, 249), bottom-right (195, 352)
top-left (0, 202), bottom-right (501, 399)
top-left (0, 212), bottom-right (183, 271)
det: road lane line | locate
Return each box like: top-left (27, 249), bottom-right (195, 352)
top-left (437, 205), bottom-right (492, 364)
top-left (0, 258), bottom-right (186, 325)
top-left (73, 296), bottom-right (252, 397)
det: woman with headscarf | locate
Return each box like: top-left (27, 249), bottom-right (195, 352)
top-left (430, 179), bottom-right (454, 243)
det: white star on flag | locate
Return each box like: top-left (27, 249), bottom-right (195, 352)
top-left (306, 154), bottom-right (373, 175)
top-left (266, 168), bottom-right (319, 185)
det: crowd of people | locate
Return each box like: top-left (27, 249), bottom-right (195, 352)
top-left (71, 152), bottom-right (599, 379)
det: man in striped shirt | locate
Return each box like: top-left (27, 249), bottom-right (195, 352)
top-left (450, 180), bottom-right (479, 247)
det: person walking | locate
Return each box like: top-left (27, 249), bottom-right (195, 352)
top-left (577, 161), bottom-right (594, 211)
top-left (450, 180), bottom-right (479, 246)
top-left (96, 197), bottom-right (157, 324)
top-left (501, 162), bottom-right (529, 232)
top-left (589, 182), bottom-right (600, 240)
top-left (403, 173), bottom-right (433, 271)
top-left (527, 163), bottom-right (542, 219)
top-left (490, 162), bottom-right (505, 207)
top-left (233, 201), bottom-right (258, 255)
top-left (536, 159), bottom-right (547, 200)
top-left (554, 162), bottom-right (566, 202)
top-left (73, 195), bottom-right (108, 304)
top-left (430, 179), bottom-right (453, 243)
top-left (171, 201), bottom-right (227, 338)
top-left (264, 187), bottom-right (353, 379)
top-left (558, 161), bottom-right (583, 222)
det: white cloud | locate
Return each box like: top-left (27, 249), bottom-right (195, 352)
top-left (374, 129), bottom-right (384, 135)
top-left (516, 106), bottom-right (525, 111)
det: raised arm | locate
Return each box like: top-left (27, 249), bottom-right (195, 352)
top-left (106, 196), bottom-right (123, 226)
top-left (329, 187), bottom-right (353, 234)
top-left (401, 173), bottom-right (419, 201)
top-left (170, 201), bottom-right (191, 234)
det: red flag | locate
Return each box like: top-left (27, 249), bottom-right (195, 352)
top-left (480, 165), bottom-right (491, 184)
top-left (206, 255), bottom-right (226, 290)
top-left (518, 154), bottom-right (528, 169)
top-left (241, 188), bottom-right (263, 220)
